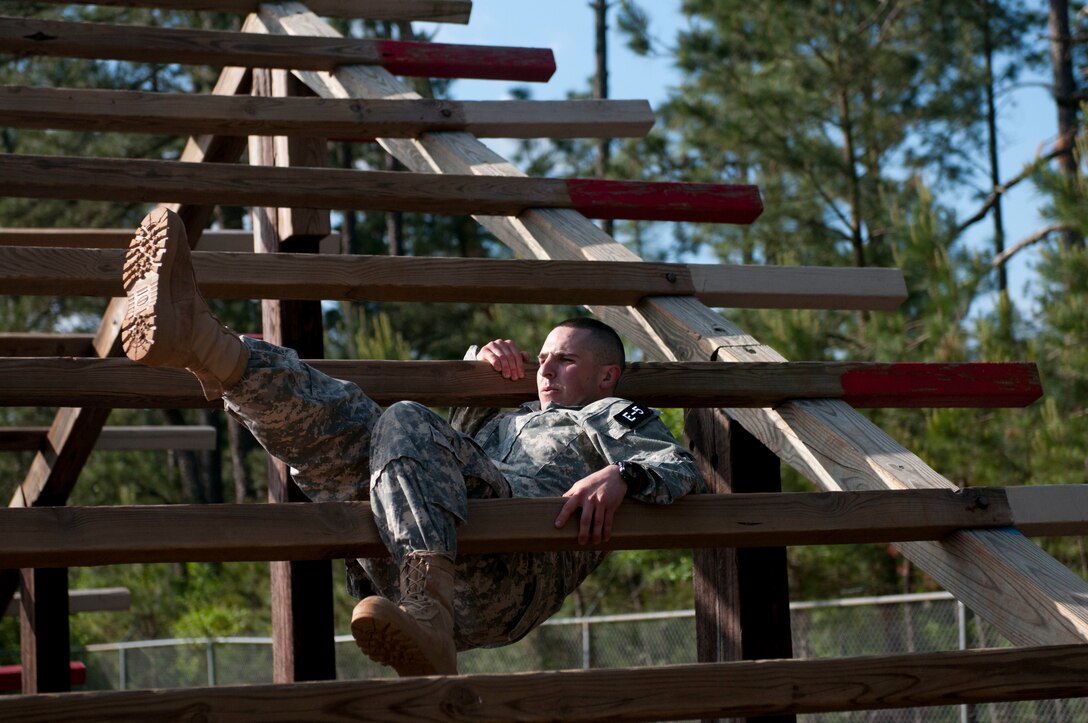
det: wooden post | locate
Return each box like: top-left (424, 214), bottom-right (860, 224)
top-left (687, 408), bottom-right (795, 723)
top-left (18, 567), bottom-right (70, 693)
top-left (250, 66), bottom-right (335, 683)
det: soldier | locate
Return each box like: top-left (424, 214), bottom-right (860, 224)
top-left (121, 207), bottom-right (703, 677)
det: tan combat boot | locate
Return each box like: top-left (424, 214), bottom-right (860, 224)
top-left (121, 207), bottom-right (248, 400)
top-left (351, 552), bottom-right (458, 676)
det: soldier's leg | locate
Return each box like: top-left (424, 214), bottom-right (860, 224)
top-left (352, 401), bottom-right (511, 676)
top-left (223, 337), bottom-right (381, 503)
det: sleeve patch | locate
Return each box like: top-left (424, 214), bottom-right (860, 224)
top-left (614, 403), bottom-right (651, 429)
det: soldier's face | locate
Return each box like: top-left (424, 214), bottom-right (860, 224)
top-left (536, 327), bottom-right (617, 409)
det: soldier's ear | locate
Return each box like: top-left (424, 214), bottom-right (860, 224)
top-left (599, 364), bottom-right (621, 390)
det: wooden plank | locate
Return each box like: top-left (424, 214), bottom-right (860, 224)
top-left (4, 588), bottom-right (131, 617)
top-left (0, 154), bottom-right (763, 225)
top-left (0, 488), bottom-right (1013, 568)
top-left (19, 567), bottom-right (70, 693)
top-left (250, 1), bottom-right (1088, 648)
top-left (0, 87), bottom-right (653, 140)
top-left (0, 333), bottom-right (94, 357)
top-left (1, 16), bottom-right (550, 81)
top-left (3, 644), bottom-right (1088, 721)
top-left (0, 426), bottom-right (217, 452)
top-left (22, 0), bottom-right (473, 22)
top-left (0, 246), bottom-right (905, 310)
top-left (0, 228), bottom-right (339, 253)
top-left (688, 409), bottom-right (795, 723)
top-left (0, 358), bottom-right (1044, 409)
top-left (1007, 484), bottom-right (1088, 537)
top-left (249, 66), bottom-right (336, 685)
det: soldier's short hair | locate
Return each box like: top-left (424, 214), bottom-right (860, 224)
top-left (554, 317), bottom-right (626, 373)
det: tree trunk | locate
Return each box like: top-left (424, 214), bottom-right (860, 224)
top-left (594, 0), bottom-right (614, 238)
top-left (1048, 0), bottom-right (1082, 248)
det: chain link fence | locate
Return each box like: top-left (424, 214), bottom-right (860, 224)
top-left (7, 593), bottom-right (1087, 720)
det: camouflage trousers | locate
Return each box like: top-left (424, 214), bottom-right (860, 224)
top-left (222, 337), bottom-right (604, 649)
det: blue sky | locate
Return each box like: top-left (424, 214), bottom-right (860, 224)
top-left (419, 2), bottom-right (1059, 316)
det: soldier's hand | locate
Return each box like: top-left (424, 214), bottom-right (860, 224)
top-left (555, 465), bottom-right (627, 545)
top-left (478, 338), bottom-right (530, 380)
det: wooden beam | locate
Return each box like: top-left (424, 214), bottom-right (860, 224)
top-left (250, 1), bottom-right (1088, 648)
top-left (1, 16), bottom-right (550, 81)
top-left (0, 358), bottom-right (1044, 409)
top-left (0, 154), bottom-right (763, 225)
top-left (0, 229), bottom-right (339, 253)
top-left (19, 567), bottom-right (70, 693)
top-left (3, 643), bottom-right (1088, 720)
top-left (0, 333), bottom-right (94, 357)
top-left (4, 588), bottom-right (131, 617)
top-left (21, 0), bottom-right (473, 23)
top-left (0, 426), bottom-right (217, 452)
top-left (0, 87), bottom-right (653, 140)
top-left (0, 662), bottom-right (85, 693)
top-left (0, 488), bottom-right (1015, 567)
top-left (0, 247), bottom-right (905, 311)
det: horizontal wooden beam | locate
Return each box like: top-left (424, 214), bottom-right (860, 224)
top-left (0, 488), bottom-right (1016, 567)
top-left (0, 426), bottom-right (216, 452)
top-left (3, 643), bottom-right (1088, 720)
top-left (0, 228), bottom-right (339, 253)
top-left (3, 587), bottom-right (131, 617)
top-left (0, 333), bottom-right (95, 357)
top-left (23, 0), bottom-right (473, 23)
top-left (0, 154), bottom-right (764, 224)
top-left (1, 16), bottom-right (549, 80)
top-left (0, 359), bottom-right (1043, 409)
top-left (0, 87), bottom-right (653, 139)
top-left (0, 246), bottom-right (904, 310)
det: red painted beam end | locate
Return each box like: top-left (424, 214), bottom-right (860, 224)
top-left (376, 39), bottom-right (556, 82)
top-left (565, 178), bottom-right (764, 224)
top-left (0, 661), bottom-right (86, 691)
top-left (840, 362), bottom-right (1043, 408)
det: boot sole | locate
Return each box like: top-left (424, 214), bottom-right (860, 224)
top-left (121, 208), bottom-right (187, 366)
top-left (351, 613), bottom-right (439, 677)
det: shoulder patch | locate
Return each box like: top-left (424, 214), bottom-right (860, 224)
top-left (614, 403), bottom-right (651, 429)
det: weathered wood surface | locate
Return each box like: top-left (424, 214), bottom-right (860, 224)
top-left (254, 1), bottom-right (1088, 648)
top-left (25, 0), bottom-right (473, 22)
top-left (3, 644), bottom-right (1088, 721)
top-left (0, 246), bottom-right (905, 310)
top-left (0, 488), bottom-right (1014, 567)
top-left (0, 426), bottom-right (217, 452)
top-left (0, 358), bottom-right (1043, 409)
top-left (0, 153), bottom-right (763, 224)
top-left (1, 16), bottom-right (548, 80)
top-left (0, 333), bottom-right (94, 357)
top-left (0, 87), bottom-right (653, 139)
top-left (0, 228), bottom-right (338, 253)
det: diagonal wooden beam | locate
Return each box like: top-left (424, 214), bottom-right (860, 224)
top-left (254, 1), bottom-right (1088, 648)
top-left (1, 15), bottom-right (551, 81)
top-left (0, 358), bottom-right (1044, 410)
top-left (0, 153), bottom-right (764, 225)
top-left (0, 86), bottom-right (654, 140)
top-left (0, 246), bottom-right (905, 310)
top-left (20, 0), bottom-right (473, 22)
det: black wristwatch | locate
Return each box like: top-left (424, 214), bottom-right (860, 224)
top-left (616, 461), bottom-right (649, 495)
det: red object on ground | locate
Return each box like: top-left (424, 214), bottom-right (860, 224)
top-left (0, 661), bottom-right (87, 691)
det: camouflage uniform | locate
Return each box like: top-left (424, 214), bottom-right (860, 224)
top-left (224, 337), bottom-right (703, 650)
